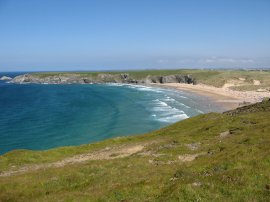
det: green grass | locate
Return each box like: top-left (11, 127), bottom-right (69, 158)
top-left (31, 69), bottom-right (270, 89)
top-left (229, 84), bottom-right (270, 91)
top-left (1, 101), bottom-right (270, 201)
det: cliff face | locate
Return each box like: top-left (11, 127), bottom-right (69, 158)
top-left (11, 73), bottom-right (196, 85)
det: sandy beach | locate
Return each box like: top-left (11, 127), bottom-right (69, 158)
top-left (152, 83), bottom-right (270, 110)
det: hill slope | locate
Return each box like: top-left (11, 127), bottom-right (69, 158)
top-left (0, 100), bottom-right (270, 201)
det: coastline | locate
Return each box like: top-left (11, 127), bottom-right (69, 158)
top-left (8, 71), bottom-right (270, 111)
top-left (151, 83), bottom-right (270, 111)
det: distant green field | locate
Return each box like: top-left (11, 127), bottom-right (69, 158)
top-left (32, 69), bottom-right (270, 89)
top-left (1, 100), bottom-right (270, 201)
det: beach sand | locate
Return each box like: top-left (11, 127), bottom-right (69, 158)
top-left (151, 83), bottom-right (270, 111)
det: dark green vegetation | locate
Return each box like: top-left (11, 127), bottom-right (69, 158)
top-left (1, 100), bottom-right (270, 201)
top-left (32, 69), bottom-right (270, 90)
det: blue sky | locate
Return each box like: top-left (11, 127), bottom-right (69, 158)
top-left (0, 0), bottom-right (269, 71)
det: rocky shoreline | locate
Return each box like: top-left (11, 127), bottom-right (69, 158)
top-left (10, 73), bottom-right (195, 85)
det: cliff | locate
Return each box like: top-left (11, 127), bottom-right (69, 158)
top-left (11, 73), bottom-right (195, 84)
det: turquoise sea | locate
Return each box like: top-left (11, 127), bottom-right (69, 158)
top-left (0, 72), bottom-right (225, 154)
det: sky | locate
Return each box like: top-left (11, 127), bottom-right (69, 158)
top-left (0, 0), bottom-right (270, 71)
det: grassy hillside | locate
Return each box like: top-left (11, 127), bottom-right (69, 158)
top-left (1, 100), bottom-right (270, 201)
top-left (32, 69), bottom-right (270, 90)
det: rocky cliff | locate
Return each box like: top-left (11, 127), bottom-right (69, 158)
top-left (11, 73), bottom-right (196, 85)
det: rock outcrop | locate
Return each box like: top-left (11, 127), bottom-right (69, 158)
top-left (0, 76), bottom-right (12, 81)
top-left (10, 73), bottom-right (196, 85)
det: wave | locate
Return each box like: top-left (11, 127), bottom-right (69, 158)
top-left (157, 114), bottom-right (189, 123)
top-left (163, 95), bottom-right (191, 109)
top-left (105, 83), bottom-right (163, 93)
top-left (105, 84), bottom-right (192, 123)
top-left (196, 109), bottom-right (204, 114)
top-left (151, 99), bottom-right (189, 123)
top-left (127, 85), bottom-right (162, 93)
top-left (163, 95), bottom-right (176, 102)
top-left (105, 83), bottom-right (127, 87)
top-left (179, 103), bottom-right (191, 109)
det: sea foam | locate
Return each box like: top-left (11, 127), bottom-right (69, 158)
top-left (151, 99), bottom-right (189, 123)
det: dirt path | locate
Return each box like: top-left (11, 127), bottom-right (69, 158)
top-left (0, 144), bottom-right (145, 177)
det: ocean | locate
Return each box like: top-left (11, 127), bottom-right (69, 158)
top-left (0, 72), bottom-right (225, 154)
